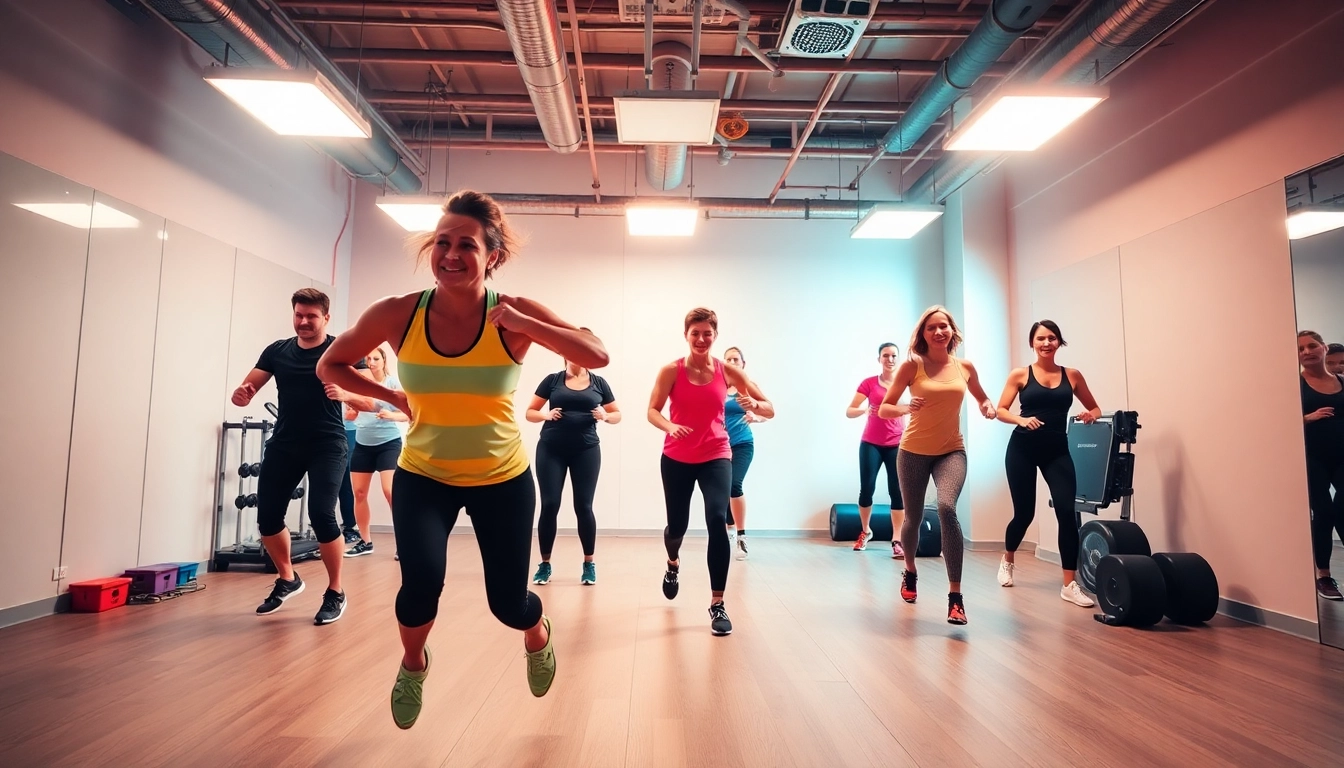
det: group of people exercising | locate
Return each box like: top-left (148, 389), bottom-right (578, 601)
top-left (229, 190), bottom-right (1108, 730)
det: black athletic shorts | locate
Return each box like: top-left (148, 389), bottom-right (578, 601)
top-left (350, 437), bottom-right (402, 474)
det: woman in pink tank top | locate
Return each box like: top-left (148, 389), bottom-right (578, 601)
top-left (647, 308), bottom-right (774, 636)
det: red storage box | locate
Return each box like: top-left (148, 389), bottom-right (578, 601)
top-left (69, 577), bottom-right (133, 613)
top-left (125, 564), bottom-right (179, 595)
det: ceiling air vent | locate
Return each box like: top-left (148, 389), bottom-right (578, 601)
top-left (619, 0), bottom-right (726, 24)
top-left (779, 0), bottom-right (877, 59)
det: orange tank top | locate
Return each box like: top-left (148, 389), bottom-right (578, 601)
top-left (899, 357), bottom-right (967, 456)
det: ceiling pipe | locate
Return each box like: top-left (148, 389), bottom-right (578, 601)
top-left (496, 0), bottom-right (582, 153)
top-left (400, 137), bottom-right (935, 161)
top-left (325, 48), bottom-right (1011, 76)
top-left (366, 90), bottom-right (913, 115)
top-left (904, 0), bottom-right (1213, 203)
top-left (645, 42), bottom-right (694, 191)
top-left (486, 194), bottom-right (891, 220)
top-left (767, 72), bottom-right (844, 203)
top-left (134, 0), bottom-right (424, 192)
top-left (848, 0), bottom-right (1054, 190)
top-left (563, 0), bottom-right (602, 199)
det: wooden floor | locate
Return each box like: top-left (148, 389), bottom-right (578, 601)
top-left (2, 537), bottom-right (1343, 767)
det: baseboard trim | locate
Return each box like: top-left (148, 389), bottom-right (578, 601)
top-left (0, 594), bottom-right (66, 630)
top-left (966, 539), bottom-right (1012, 552)
top-left (1219, 598), bottom-right (1319, 641)
top-left (1035, 547), bottom-right (1062, 566)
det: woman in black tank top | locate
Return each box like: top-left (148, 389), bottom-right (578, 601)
top-left (994, 320), bottom-right (1102, 607)
top-left (1297, 331), bottom-right (1344, 601)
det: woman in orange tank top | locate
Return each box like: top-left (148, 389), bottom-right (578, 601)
top-left (878, 306), bottom-right (996, 626)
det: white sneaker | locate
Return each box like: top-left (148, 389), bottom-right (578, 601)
top-left (735, 535), bottom-right (748, 560)
top-left (997, 557), bottom-right (1015, 587)
top-left (1061, 580), bottom-right (1095, 607)
top-left (727, 529), bottom-right (737, 550)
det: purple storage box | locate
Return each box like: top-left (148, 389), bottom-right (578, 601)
top-left (125, 564), bottom-right (179, 595)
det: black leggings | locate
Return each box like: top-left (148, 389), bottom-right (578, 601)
top-left (338, 429), bottom-right (356, 532)
top-left (535, 441), bottom-right (600, 558)
top-left (661, 455), bottom-right (732, 591)
top-left (858, 441), bottom-right (903, 509)
top-left (724, 442), bottom-right (754, 527)
top-left (391, 467), bottom-right (542, 630)
top-left (1306, 454), bottom-right (1344, 571)
top-left (1004, 432), bottom-right (1079, 569)
top-left (256, 439), bottom-right (346, 544)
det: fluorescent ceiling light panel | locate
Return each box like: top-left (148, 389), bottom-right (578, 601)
top-left (613, 90), bottom-right (722, 145)
top-left (14, 202), bottom-right (140, 229)
top-left (850, 204), bottom-right (943, 240)
top-left (375, 196), bottom-right (444, 232)
top-left (626, 205), bottom-right (699, 237)
top-left (946, 90), bottom-right (1106, 151)
top-left (205, 69), bottom-right (371, 138)
top-left (1287, 209), bottom-right (1344, 240)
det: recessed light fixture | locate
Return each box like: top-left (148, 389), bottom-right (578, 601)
top-left (1287, 207), bottom-right (1344, 240)
top-left (613, 90), bottom-right (722, 145)
top-left (946, 88), bottom-right (1107, 152)
top-left (850, 204), bottom-right (943, 239)
top-left (13, 202), bottom-right (140, 229)
top-left (204, 68), bottom-right (372, 138)
top-left (626, 204), bottom-right (699, 237)
top-left (374, 196), bottom-right (445, 232)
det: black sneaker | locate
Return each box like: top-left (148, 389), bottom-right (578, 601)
top-left (344, 540), bottom-right (374, 558)
top-left (709, 602), bottom-right (732, 636)
top-left (900, 570), bottom-right (918, 604)
top-left (314, 589), bottom-right (347, 625)
top-left (1318, 577), bottom-right (1344, 601)
top-left (947, 592), bottom-right (968, 625)
top-left (662, 563), bottom-right (679, 600)
top-left (256, 575), bottom-right (305, 615)
top-left (342, 528), bottom-right (362, 545)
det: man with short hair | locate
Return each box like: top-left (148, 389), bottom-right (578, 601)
top-left (1326, 343), bottom-right (1344, 376)
top-left (230, 288), bottom-right (369, 625)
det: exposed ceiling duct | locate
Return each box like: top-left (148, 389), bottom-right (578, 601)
top-left (905, 0), bottom-right (1213, 203)
top-left (134, 0), bottom-right (424, 193)
top-left (645, 42), bottom-right (694, 191)
top-left (496, 0), bottom-right (582, 154)
top-left (486, 194), bottom-right (895, 221)
top-left (853, 0), bottom-right (1055, 184)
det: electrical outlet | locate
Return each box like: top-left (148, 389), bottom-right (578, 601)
top-left (52, 565), bottom-right (68, 581)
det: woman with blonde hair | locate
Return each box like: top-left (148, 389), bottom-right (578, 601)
top-left (342, 344), bottom-right (406, 558)
top-left (879, 306), bottom-right (996, 625)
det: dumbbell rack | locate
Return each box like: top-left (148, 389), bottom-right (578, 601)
top-left (210, 416), bottom-right (312, 573)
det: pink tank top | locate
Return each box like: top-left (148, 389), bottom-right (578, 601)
top-left (663, 358), bottom-right (732, 464)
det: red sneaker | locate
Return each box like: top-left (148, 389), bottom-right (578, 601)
top-left (853, 530), bottom-right (870, 551)
top-left (900, 570), bottom-right (918, 604)
top-left (947, 593), bottom-right (967, 625)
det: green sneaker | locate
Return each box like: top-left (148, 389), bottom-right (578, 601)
top-left (390, 646), bottom-right (431, 729)
top-left (525, 616), bottom-right (556, 697)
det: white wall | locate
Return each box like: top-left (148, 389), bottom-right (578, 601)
top-left (0, 0), bottom-right (364, 614)
top-left (348, 149), bottom-right (944, 532)
top-left (997, 0), bottom-right (1344, 625)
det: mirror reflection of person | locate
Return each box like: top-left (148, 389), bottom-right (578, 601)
top-left (1298, 331), bottom-right (1344, 601)
top-left (845, 343), bottom-right (907, 556)
top-left (1326, 343), bottom-right (1344, 376)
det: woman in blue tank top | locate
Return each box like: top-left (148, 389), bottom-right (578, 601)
top-left (723, 347), bottom-right (766, 559)
top-left (994, 320), bottom-right (1101, 608)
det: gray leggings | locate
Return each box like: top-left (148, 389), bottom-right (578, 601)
top-left (897, 449), bottom-right (967, 584)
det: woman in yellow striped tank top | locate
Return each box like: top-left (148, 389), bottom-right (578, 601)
top-left (318, 191), bottom-right (609, 729)
top-left (878, 306), bottom-right (996, 626)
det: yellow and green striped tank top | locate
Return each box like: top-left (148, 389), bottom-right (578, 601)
top-left (397, 288), bottom-right (528, 486)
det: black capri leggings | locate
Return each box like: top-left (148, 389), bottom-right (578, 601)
top-left (1305, 454), bottom-right (1344, 571)
top-left (1004, 431), bottom-right (1079, 569)
top-left (391, 466), bottom-right (542, 630)
top-left (661, 455), bottom-right (732, 591)
top-left (858, 441), bottom-right (903, 509)
top-left (724, 442), bottom-right (754, 527)
top-left (256, 439), bottom-right (346, 544)
top-left (535, 441), bottom-right (601, 558)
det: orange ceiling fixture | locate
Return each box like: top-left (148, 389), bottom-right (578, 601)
top-left (716, 112), bottom-right (749, 141)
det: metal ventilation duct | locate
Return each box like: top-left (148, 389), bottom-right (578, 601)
top-left (135, 0), bottom-right (424, 193)
top-left (905, 0), bottom-right (1212, 203)
top-left (496, 0), bottom-right (583, 154)
top-left (644, 42), bottom-right (693, 191)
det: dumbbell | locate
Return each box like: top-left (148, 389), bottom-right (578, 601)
top-left (234, 495), bottom-right (248, 510)
top-left (291, 487), bottom-right (305, 500)
top-left (238, 462), bottom-right (251, 478)
top-left (245, 493), bottom-right (258, 508)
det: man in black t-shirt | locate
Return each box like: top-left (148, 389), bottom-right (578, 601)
top-left (231, 287), bottom-right (369, 625)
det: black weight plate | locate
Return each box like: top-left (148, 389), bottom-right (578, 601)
top-left (1096, 554), bottom-right (1166, 627)
top-left (1152, 552), bottom-right (1219, 624)
top-left (1078, 520), bottom-right (1151, 593)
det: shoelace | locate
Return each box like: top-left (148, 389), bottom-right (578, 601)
top-left (902, 571), bottom-right (917, 590)
top-left (392, 675), bottom-right (423, 707)
top-left (527, 643), bottom-right (552, 676)
top-left (320, 592), bottom-right (343, 613)
top-left (267, 578), bottom-right (295, 600)
top-left (710, 604), bottom-right (729, 621)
